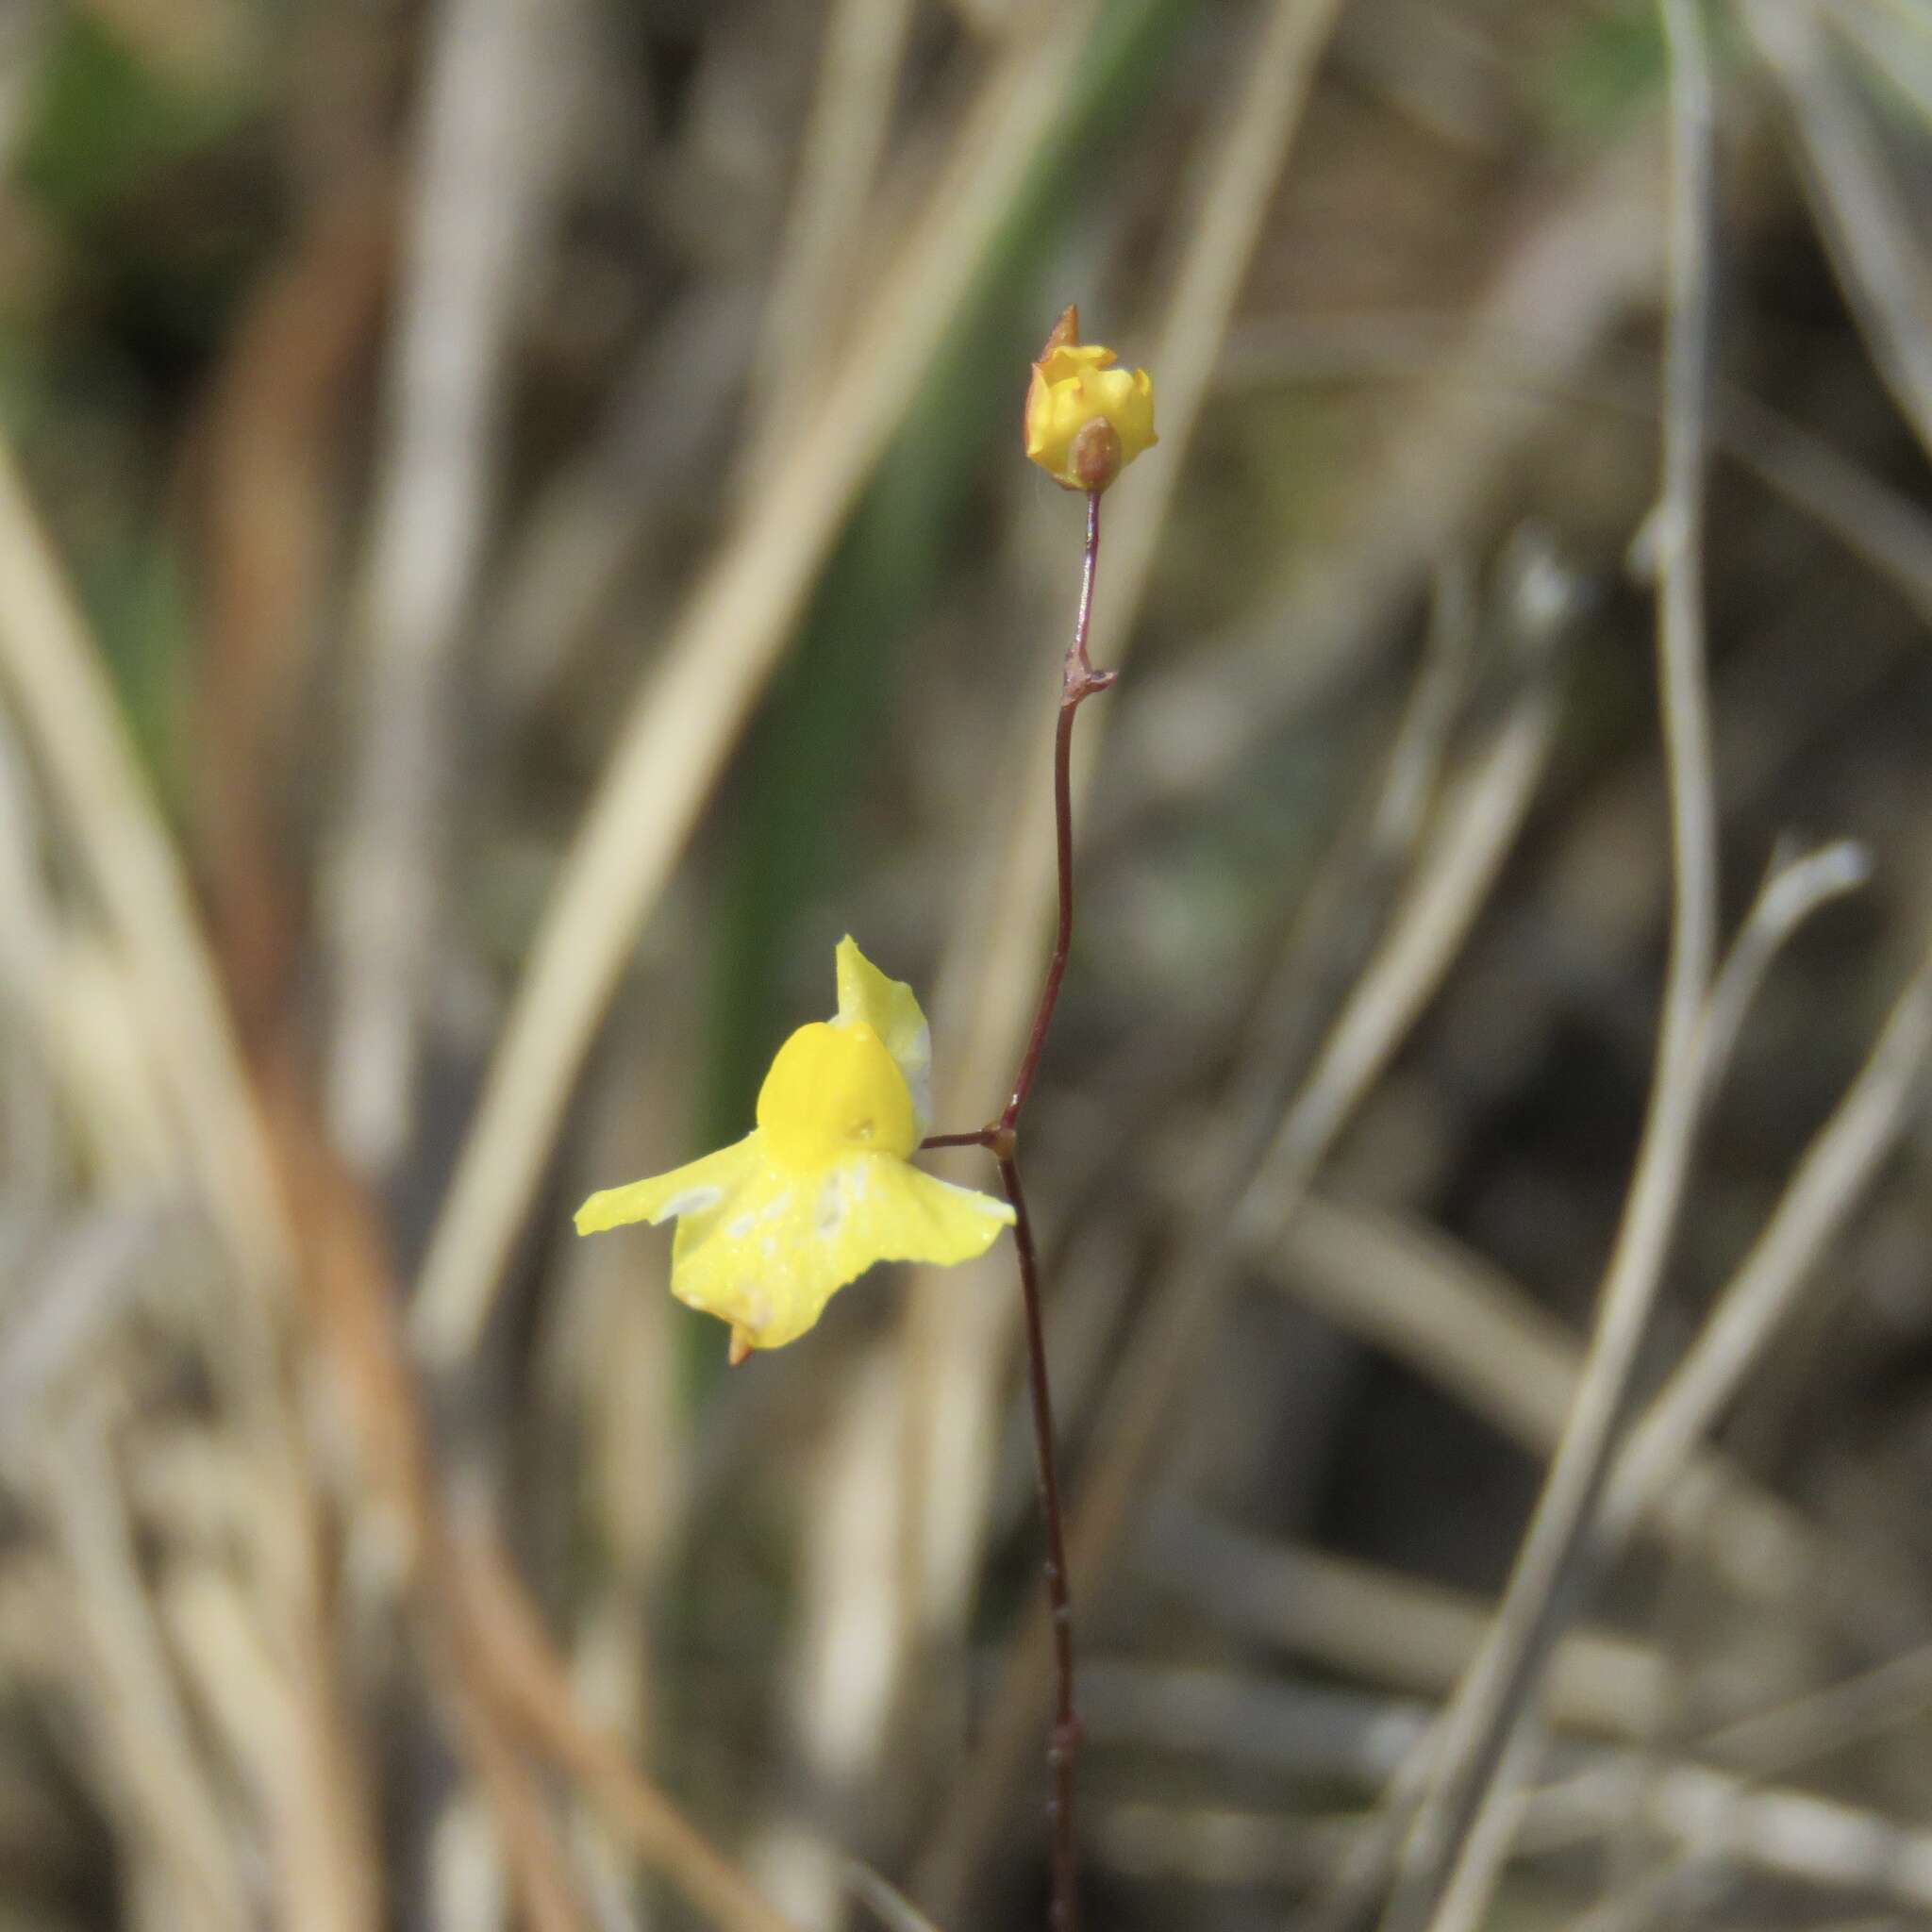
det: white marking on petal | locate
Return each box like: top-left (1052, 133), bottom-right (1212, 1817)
top-left (759, 1191), bottom-right (793, 1222)
top-left (662, 1187), bottom-right (722, 1218)
top-left (900, 1024), bottom-right (934, 1136)
top-left (818, 1174), bottom-right (845, 1236)
top-left (727, 1215), bottom-right (754, 1239)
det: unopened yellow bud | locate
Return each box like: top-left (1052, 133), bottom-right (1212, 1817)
top-left (1024, 306), bottom-right (1156, 493)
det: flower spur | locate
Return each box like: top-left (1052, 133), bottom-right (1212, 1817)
top-left (575, 937), bottom-right (1014, 1363)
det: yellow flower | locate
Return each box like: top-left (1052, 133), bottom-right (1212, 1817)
top-left (1024, 305), bottom-right (1157, 492)
top-left (575, 938), bottom-right (1013, 1363)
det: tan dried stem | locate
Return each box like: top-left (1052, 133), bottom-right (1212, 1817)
top-left (0, 431), bottom-right (378, 1932)
top-left (742, 0), bottom-right (918, 473)
top-left (1380, 8), bottom-right (1719, 1920)
top-left (0, 418), bottom-right (789, 1932)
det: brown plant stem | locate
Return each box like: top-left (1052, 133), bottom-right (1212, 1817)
top-left (1003, 489), bottom-right (1114, 1133)
top-left (998, 1146), bottom-right (1082, 1932)
top-left (920, 484), bottom-right (1109, 1932)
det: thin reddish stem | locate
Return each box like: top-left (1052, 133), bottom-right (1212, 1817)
top-left (993, 485), bottom-right (1111, 1932)
top-left (998, 1148), bottom-right (1081, 1932)
top-left (917, 486), bottom-right (1108, 1930)
top-left (1003, 488), bottom-right (1111, 1134)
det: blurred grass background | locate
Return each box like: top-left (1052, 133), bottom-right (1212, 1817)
top-left (2, 1), bottom-right (1932, 1929)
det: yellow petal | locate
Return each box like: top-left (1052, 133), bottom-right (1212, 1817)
top-left (574, 1137), bottom-right (758, 1235)
top-left (670, 1147), bottom-right (1013, 1353)
top-left (1024, 363), bottom-right (1053, 461)
top-left (757, 1020), bottom-right (918, 1166)
top-left (1097, 365), bottom-right (1158, 465)
top-left (1037, 342), bottom-right (1116, 385)
top-left (833, 935), bottom-right (933, 1135)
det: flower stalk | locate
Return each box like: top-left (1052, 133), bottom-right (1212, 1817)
top-left (922, 485), bottom-right (1111, 1932)
top-left (1004, 488), bottom-right (1114, 1132)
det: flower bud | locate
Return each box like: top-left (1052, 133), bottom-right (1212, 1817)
top-left (1023, 307), bottom-right (1156, 493)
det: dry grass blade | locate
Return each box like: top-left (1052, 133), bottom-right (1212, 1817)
top-left (265, 1059), bottom-right (794, 1931)
top-left (1123, 125), bottom-right (1669, 803)
top-left (844, 1860), bottom-right (950, 1932)
top-left (1376, 8), bottom-right (1719, 1923)
top-left (1243, 686), bottom-right (1556, 1222)
top-left (462, 1536), bottom-right (808, 1932)
top-left (442, 1672), bottom-right (587, 1932)
top-left (752, 1349), bottom-right (907, 1923)
top-left (1832, 0), bottom-right (1932, 129)
top-left (742, 0), bottom-right (917, 470)
top-left (37, 1414), bottom-right (252, 1932)
top-left (1139, 1511), bottom-right (1670, 1741)
top-left (0, 438), bottom-right (290, 1289)
top-left (1267, 1196), bottom-right (1836, 1607)
top-left (0, 705), bottom-right (58, 1005)
top-left (195, 169), bottom-right (393, 1057)
top-left (0, 432), bottom-right (378, 1932)
top-left (1219, 312), bottom-right (1932, 634)
top-left (478, 287), bottom-right (759, 725)
top-left (545, 1026), bottom-right (679, 1903)
top-left (1603, 940), bottom-right (1932, 1546)
top-left (158, 1568), bottom-right (301, 1825)
top-left (1224, 552), bottom-right (1485, 1140)
top-left (1077, 1670), bottom-right (1932, 1909)
top-left (1716, 390), bottom-right (1932, 630)
top-left (409, 2), bottom-right (1107, 1371)
top-left (1699, 1638), bottom-right (1932, 1781)
top-left (1303, 861), bottom-right (1907, 1931)
top-left (0, 1208), bottom-right (175, 1430)
top-left (1526, 1758), bottom-right (1932, 1911)
top-left (1089, 1784), bottom-right (1932, 1914)
top-left (1561, 1858), bottom-right (1715, 1932)
top-left (326, 8), bottom-right (581, 1900)
top-left (1273, 1196), bottom-right (1591, 1453)
top-left (326, 0), bottom-right (571, 1172)
top-left (1696, 840), bottom-right (1871, 1079)
top-left (159, 1560), bottom-right (383, 1932)
top-left (1741, 0), bottom-right (1932, 461)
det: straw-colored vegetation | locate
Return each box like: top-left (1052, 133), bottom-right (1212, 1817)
top-left (1, 3), bottom-right (1931, 1929)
